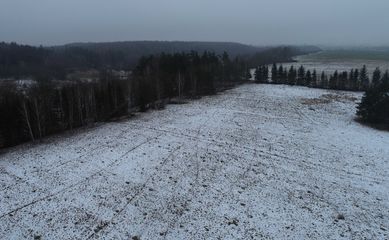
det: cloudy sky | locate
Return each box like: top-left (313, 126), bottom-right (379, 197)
top-left (1, 0), bottom-right (388, 46)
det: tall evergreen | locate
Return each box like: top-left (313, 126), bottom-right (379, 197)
top-left (305, 70), bottom-right (312, 86)
top-left (382, 70), bottom-right (389, 89)
top-left (287, 66), bottom-right (297, 85)
top-left (312, 70), bottom-right (317, 87)
top-left (372, 67), bottom-right (382, 87)
top-left (329, 71), bottom-right (338, 89)
top-left (360, 65), bottom-right (369, 90)
top-left (271, 63), bottom-right (278, 83)
top-left (339, 71), bottom-right (348, 90)
top-left (297, 65), bottom-right (305, 85)
top-left (278, 65), bottom-right (285, 84)
top-left (354, 69), bottom-right (360, 90)
top-left (320, 71), bottom-right (327, 88)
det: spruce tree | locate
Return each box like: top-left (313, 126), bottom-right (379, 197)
top-left (382, 70), bottom-right (389, 89)
top-left (354, 69), bottom-right (360, 90)
top-left (349, 69), bottom-right (355, 90)
top-left (312, 70), bottom-right (317, 87)
top-left (288, 66), bottom-right (296, 85)
top-left (360, 65), bottom-right (369, 90)
top-left (254, 67), bottom-right (261, 83)
top-left (271, 63), bottom-right (277, 83)
top-left (329, 71), bottom-right (338, 89)
top-left (297, 65), bottom-right (305, 85)
top-left (263, 66), bottom-right (269, 83)
top-left (320, 71), bottom-right (327, 88)
top-left (278, 65), bottom-right (285, 84)
top-left (372, 67), bottom-right (382, 87)
top-left (305, 70), bottom-right (312, 86)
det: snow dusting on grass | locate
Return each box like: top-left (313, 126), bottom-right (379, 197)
top-left (0, 84), bottom-right (388, 239)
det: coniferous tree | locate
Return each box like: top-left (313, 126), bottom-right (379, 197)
top-left (360, 65), bottom-right (369, 90)
top-left (254, 67), bottom-right (261, 83)
top-left (348, 69), bottom-right (355, 90)
top-left (339, 71), bottom-right (348, 90)
top-left (271, 63), bottom-right (278, 83)
top-left (263, 66), bottom-right (269, 83)
top-left (329, 71), bottom-right (338, 89)
top-left (382, 70), bottom-right (389, 89)
top-left (354, 69), bottom-right (360, 90)
top-left (372, 67), bottom-right (382, 87)
top-left (287, 66), bottom-right (296, 85)
top-left (278, 65), bottom-right (285, 84)
top-left (297, 65), bottom-right (305, 85)
top-left (320, 71), bottom-right (327, 88)
top-left (312, 70), bottom-right (317, 87)
top-left (305, 70), bottom-right (312, 86)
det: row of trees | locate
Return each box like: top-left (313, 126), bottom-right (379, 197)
top-left (357, 71), bottom-right (389, 127)
top-left (254, 63), bottom-right (389, 127)
top-left (254, 63), bottom-right (388, 91)
top-left (133, 51), bottom-right (248, 110)
top-left (0, 74), bottom-right (130, 148)
top-left (0, 51), bottom-right (249, 148)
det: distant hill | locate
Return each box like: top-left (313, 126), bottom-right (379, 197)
top-left (54, 41), bottom-right (320, 69)
top-left (0, 41), bottom-right (320, 80)
top-left (62, 41), bottom-right (264, 56)
top-left (53, 41), bottom-right (266, 69)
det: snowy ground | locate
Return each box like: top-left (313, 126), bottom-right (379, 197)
top-left (0, 84), bottom-right (388, 240)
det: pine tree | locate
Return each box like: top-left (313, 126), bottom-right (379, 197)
top-left (354, 69), bottom-right (360, 90)
top-left (382, 70), bottom-right (389, 89)
top-left (297, 65), bottom-right (305, 85)
top-left (305, 70), bottom-right (312, 86)
top-left (278, 65), bottom-right (285, 84)
top-left (329, 71), bottom-right (338, 89)
top-left (271, 63), bottom-right (277, 83)
top-left (372, 67), bottom-right (382, 87)
top-left (348, 69), bottom-right (355, 90)
top-left (287, 66), bottom-right (296, 85)
top-left (312, 70), bottom-right (317, 87)
top-left (263, 66), bottom-right (269, 83)
top-left (339, 71), bottom-right (348, 90)
top-left (320, 71), bottom-right (327, 88)
top-left (360, 65), bottom-right (369, 90)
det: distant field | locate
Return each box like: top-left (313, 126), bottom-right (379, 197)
top-left (301, 49), bottom-right (389, 61)
top-left (282, 49), bottom-right (389, 76)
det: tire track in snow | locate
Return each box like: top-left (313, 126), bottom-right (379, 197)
top-left (87, 144), bottom-right (183, 239)
top-left (0, 133), bottom-right (163, 220)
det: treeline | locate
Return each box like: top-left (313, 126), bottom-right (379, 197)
top-left (357, 69), bottom-right (389, 127)
top-left (254, 63), bottom-right (387, 91)
top-left (0, 42), bottom-right (320, 81)
top-left (0, 74), bottom-right (130, 148)
top-left (0, 51), bottom-right (248, 148)
top-left (133, 51), bottom-right (248, 111)
top-left (254, 63), bottom-right (389, 127)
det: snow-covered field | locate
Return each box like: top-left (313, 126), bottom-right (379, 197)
top-left (1, 84), bottom-right (388, 239)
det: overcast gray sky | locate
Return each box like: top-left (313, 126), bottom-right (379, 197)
top-left (1, 0), bottom-right (388, 46)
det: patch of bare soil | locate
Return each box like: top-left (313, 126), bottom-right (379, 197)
top-left (301, 92), bottom-right (359, 105)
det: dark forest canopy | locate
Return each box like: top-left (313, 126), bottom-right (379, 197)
top-left (0, 41), bottom-right (320, 80)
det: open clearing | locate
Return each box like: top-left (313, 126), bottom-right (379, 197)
top-left (1, 84), bottom-right (388, 239)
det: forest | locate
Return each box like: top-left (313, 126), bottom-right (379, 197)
top-left (1, 41), bottom-right (310, 148)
